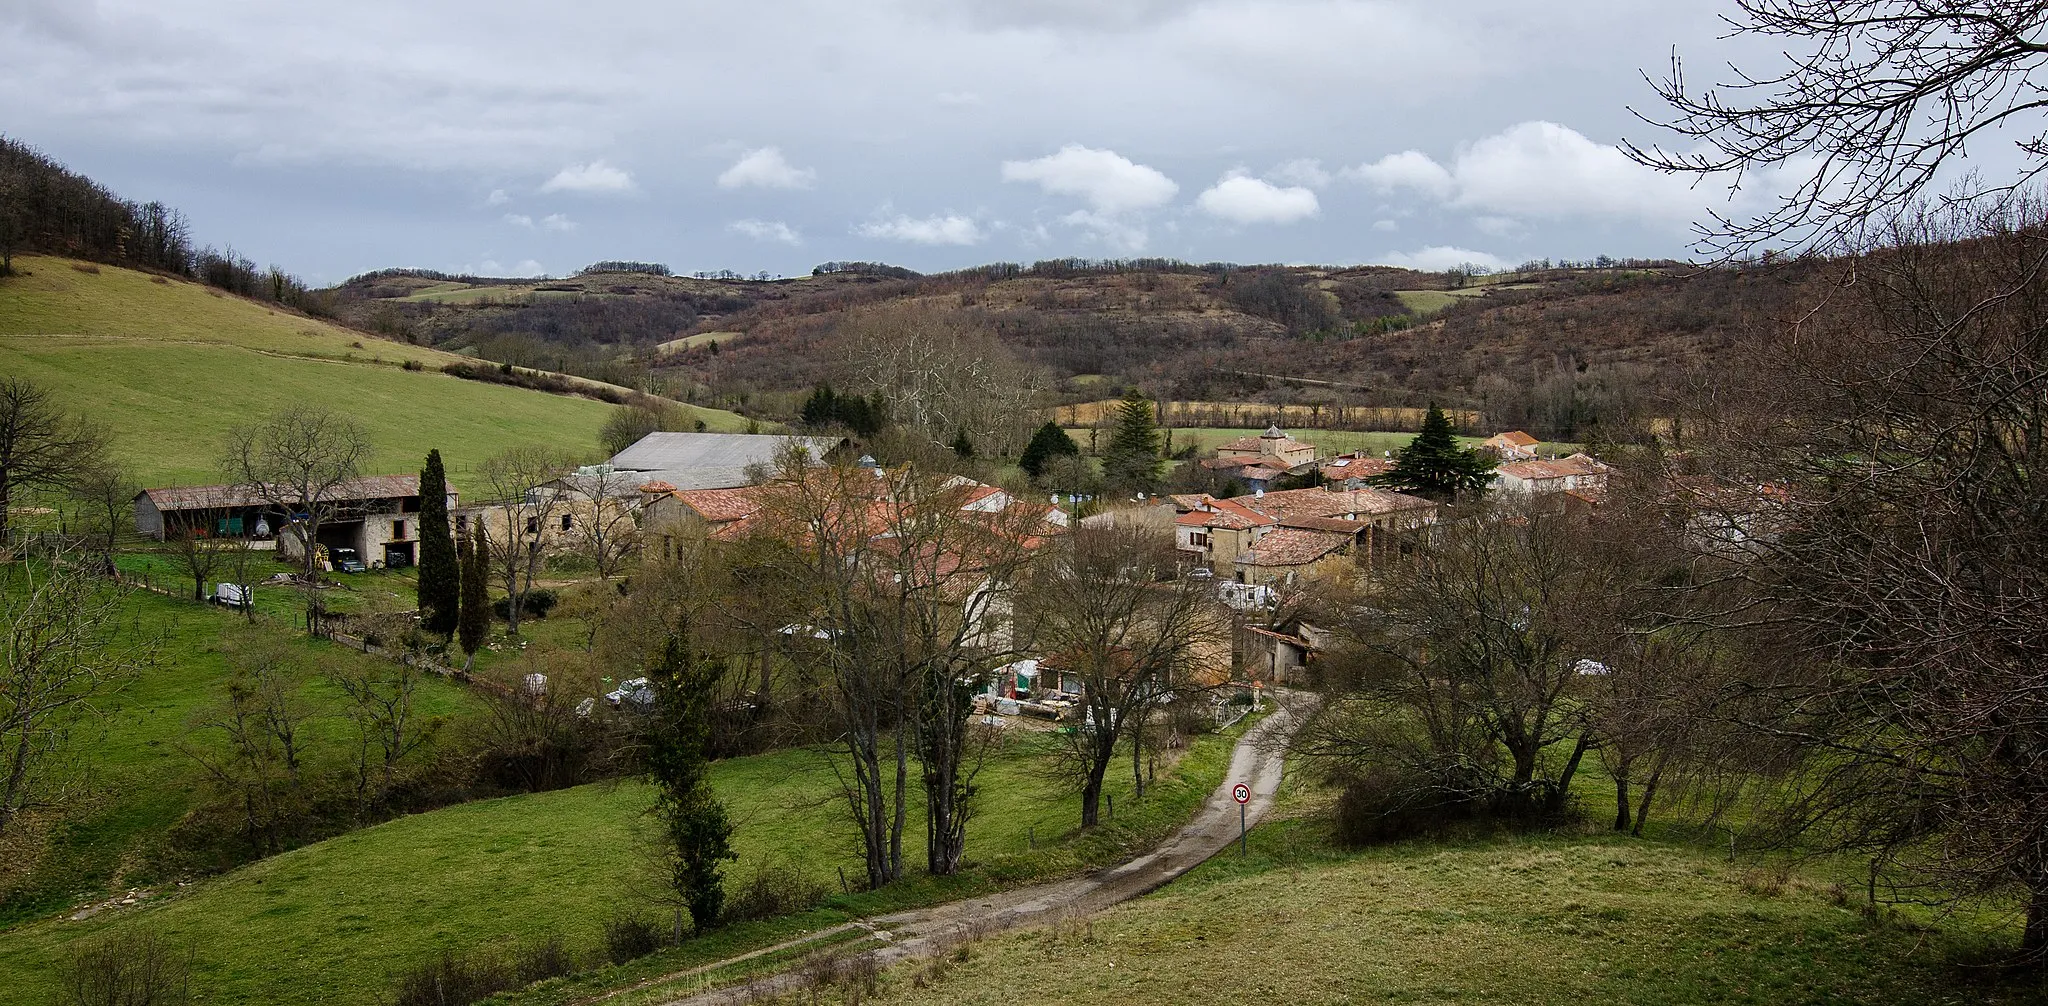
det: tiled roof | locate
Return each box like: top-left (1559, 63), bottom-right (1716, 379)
top-left (672, 486), bottom-right (766, 523)
top-left (637, 480), bottom-right (678, 494)
top-left (1278, 515), bottom-right (1369, 533)
top-left (1318, 454), bottom-right (1394, 479)
top-left (1236, 528), bottom-right (1351, 567)
top-left (1232, 486), bottom-right (1435, 521)
top-left (1239, 466), bottom-right (1289, 482)
top-left (139, 474), bottom-right (426, 513)
top-left (1167, 493), bottom-right (1215, 510)
top-left (606, 432), bottom-right (844, 491)
top-left (1499, 453), bottom-right (1610, 481)
top-left (1177, 497), bottom-right (1275, 530)
top-left (1490, 431), bottom-right (1540, 447)
top-left (1216, 435), bottom-right (1316, 454)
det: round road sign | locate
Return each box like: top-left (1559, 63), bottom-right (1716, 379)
top-left (1232, 783), bottom-right (1251, 804)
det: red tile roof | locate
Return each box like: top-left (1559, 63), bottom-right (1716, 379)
top-left (1499, 453), bottom-right (1610, 482)
top-left (1236, 528), bottom-right (1351, 567)
top-left (1231, 486), bottom-right (1434, 521)
top-left (1491, 431), bottom-right (1540, 447)
top-left (672, 486), bottom-right (766, 523)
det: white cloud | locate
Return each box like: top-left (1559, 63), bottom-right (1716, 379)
top-left (1001, 145), bottom-right (1178, 214)
top-left (855, 213), bottom-right (986, 245)
top-left (1371, 219), bottom-right (1398, 233)
top-left (541, 213), bottom-right (576, 232)
top-left (485, 188), bottom-right (510, 206)
top-left (1375, 245), bottom-right (1510, 272)
top-left (935, 90), bottom-right (982, 106)
top-left (466, 258), bottom-right (548, 278)
top-left (728, 219), bottom-right (803, 245)
top-left (503, 213), bottom-right (534, 228)
top-left (1268, 158), bottom-right (1331, 189)
top-left (718, 147), bottom-right (817, 190)
top-left (1347, 121), bottom-right (1781, 233)
top-left (1348, 150), bottom-right (1455, 201)
top-left (1059, 210), bottom-right (1151, 253)
top-left (540, 161), bottom-right (636, 195)
top-left (1196, 174), bottom-right (1319, 225)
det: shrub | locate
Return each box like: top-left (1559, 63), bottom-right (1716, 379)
top-left (402, 359), bottom-right (425, 371)
top-left (721, 859), bottom-right (831, 924)
top-left (601, 913), bottom-right (668, 964)
top-left (390, 950), bottom-right (512, 1006)
top-left (512, 934), bottom-right (577, 984)
top-left (491, 588), bottom-right (558, 621)
top-left (62, 931), bottom-right (190, 1006)
top-left (1331, 765), bottom-right (1480, 847)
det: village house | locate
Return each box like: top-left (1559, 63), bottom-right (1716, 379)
top-left (1317, 451), bottom-right (1394, 488)
top-left (1232, 526), bottom-right (1355, 586)
top-left (134, 475), bottom-right (451, 569)
top-left (1481, 430), bottom-right (1542, 461)
top-left (1168, 483), bottom-right (1437, 579)
top-left (1201, 425), bottom-right (1321, 491)
top-left (1492, 453), bottom-right (1612, 495)
top-left (606, 431), bottom-right (849, 492)
top-left (1240, 619), bottom-right (1332, 685)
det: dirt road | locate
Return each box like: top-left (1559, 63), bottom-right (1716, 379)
top-left (651, 690), bottom-right (1317, 1005)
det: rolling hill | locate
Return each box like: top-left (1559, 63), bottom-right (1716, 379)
top-left (0, 256), bottom-right (748, 495)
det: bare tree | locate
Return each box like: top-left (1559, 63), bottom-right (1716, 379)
top-left (1628, 1), bottom-right (2048, 254)
top-left (1682, 200), bottom-right (2048, 961)
top-left (0, 554), bottom-right (153, 836)
top-left (0, 377), bottom-right (107, 546)
top-left (746, 460), bottom-right (1047, 881)
top-left (841, 305), bottom-right (1045, 460)
top-left (62, 930), bottom-right (191, 1006)
top-left (67, 460), bottom-right (133, 577)
top-left (219, 406), bottom-right (369, 630)
top-left (474, 447), bottom-right (578, 634)
top-left (574, 465), bottom-right (644, 581)
top-left (168, 531), bottom-right (245, 603)
top-left (328, 659), bottom-right (441, 813)
top-left (185, 631), bottom-right (314, 853)
top-left (1019, 525), bottom-right (1224, 828)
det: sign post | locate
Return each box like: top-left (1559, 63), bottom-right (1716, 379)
top-left (1232, 782), bottom-right (1251, 856)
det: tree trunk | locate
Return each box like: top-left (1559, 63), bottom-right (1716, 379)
top-left (1631, 757), bottom-right (1666, 838)
top-left (2025, 885), bottom-right (2048, 965)
top-left (1613, 772), bottom-right (1632, 832)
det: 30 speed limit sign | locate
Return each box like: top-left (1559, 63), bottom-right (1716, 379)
top-left (1231, 783), bottom-right (1251, 804)
top-left (1232, 783), bottom-right (1252, 856)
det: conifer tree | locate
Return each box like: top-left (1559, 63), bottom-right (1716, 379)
top-left (646, 623), bottom-right (735, 933)
top-left (1101, 389), bottom-right (1163, 494)
top-left (1019, 421), bottom-right (1081, 478)
top-left (949, 429), bottom-right (975, 459)
top-left (456, 523), bottom-right (489, 668)
top-left (1372, 405), bottom-right (1497, 502)
top-left (416, 449), bottom-right (460, 637)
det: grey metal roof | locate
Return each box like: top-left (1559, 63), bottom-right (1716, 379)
top-left (606, 433), bottom-right (843, 491)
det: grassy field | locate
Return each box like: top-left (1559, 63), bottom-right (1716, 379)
top-left (0, 256), bottom-right (744, 495)
top-left (0, 705), bottom-right (1251, 1006)
top-left (845, 824), bottom-right (2033, 1005)
top-left (0, 574), bottom-right (482, 925)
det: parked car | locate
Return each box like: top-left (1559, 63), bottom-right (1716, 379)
top-left (328, 547), bottom-right (367, 574)
top-left (605, 677), bottom-right (654, 711)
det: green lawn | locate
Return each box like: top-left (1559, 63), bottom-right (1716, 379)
top-left (0, 575), bottom-right (482, 925)
top-left (0, 255), bottom-right (745, 495)
top-left (0, 707), bottom-right (1250, 1006)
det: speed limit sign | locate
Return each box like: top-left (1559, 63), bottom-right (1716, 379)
top-left (1232, 783), bottom-right (1252, 856)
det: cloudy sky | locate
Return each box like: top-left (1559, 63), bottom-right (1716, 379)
top-left (4, 0), bottom-right (1809, 283)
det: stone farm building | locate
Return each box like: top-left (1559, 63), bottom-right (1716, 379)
top-left (134, 475), bottom-right (451, 568)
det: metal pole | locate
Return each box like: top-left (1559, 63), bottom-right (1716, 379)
top-left (1240, 802), bottom-right (1247, 857)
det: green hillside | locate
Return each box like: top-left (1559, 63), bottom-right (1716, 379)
top-left (0, 256), bottom-right (744, 494)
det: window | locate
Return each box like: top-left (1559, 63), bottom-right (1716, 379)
top-left (392, 520), bottom-right (406, 539)
top-left (1190, 531), bottom-right (1210, 548)
top-left (560, 514), bottom-right (573, 531)
top-left (456, 514), bottom-right (468, 534)
top-left (526, 516), bottom-right (539, 535)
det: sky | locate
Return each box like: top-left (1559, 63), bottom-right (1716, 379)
top-left (3, 0), bottom-right (1818, 284)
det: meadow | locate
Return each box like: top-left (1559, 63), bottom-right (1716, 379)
top-left (0, 256), bottom-right (743, 495)
top-left (0, 677), bottom-right (1250, 1006)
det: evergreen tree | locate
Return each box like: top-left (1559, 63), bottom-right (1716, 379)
top-left (1019, 421), bottom-right (1081, 478)
top-left (949, 429), bottom-right (975, 459)
top-left (456, 523), bottom-right (489, 667)
top-left (1101, 389), bottom-right (1164, 494)
top-left (646, 623), bottom-right (735, 933)
top-left (799, 383), bottom-right (839, 428)
top-left (1372, 405), bottom-right (1497, 501)
top-left (416, 449), bottom-right (460, 637)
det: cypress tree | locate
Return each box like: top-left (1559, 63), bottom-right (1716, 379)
top-left (799, 383), bottom-right (838, 428)
top-left (456, 523), bottom-right (489, 668)
top-left (647, 622), bottom-right (735, 933)
top-left (1101, 389), bottom-right (1164, 493)
top-left (949, 429), bottom-right (975, 459)
top-left (416, 450), bottom-right (460, 637)
top-left (1019, 421), bottom-right (1080, 478)
top-left (1372, 404), bottom-right (1498, 502)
